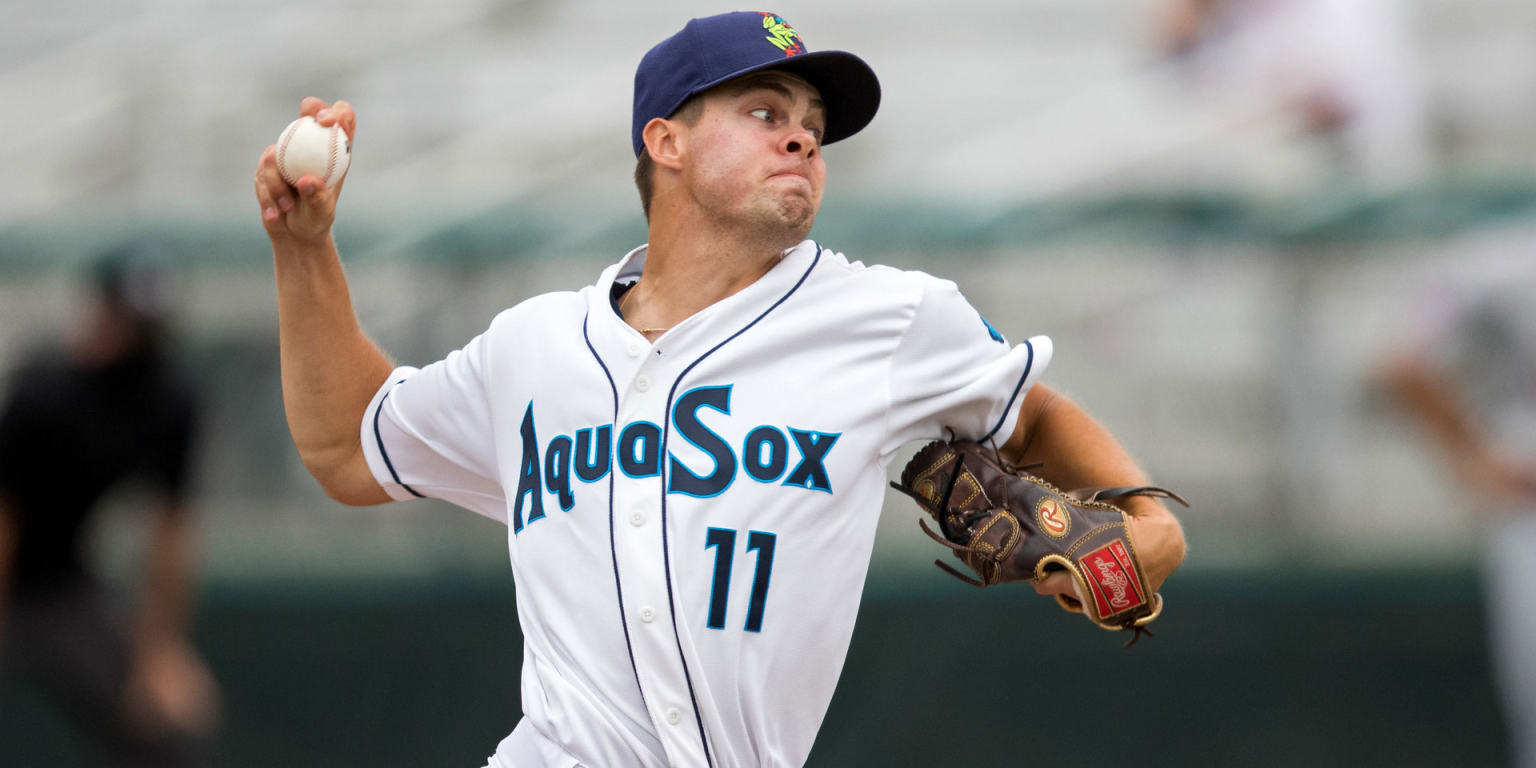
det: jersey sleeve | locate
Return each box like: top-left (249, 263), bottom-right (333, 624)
top-left (881, 278), bottom-right (1052, 460)
top-left (360, 332), bottom-right (509, 523)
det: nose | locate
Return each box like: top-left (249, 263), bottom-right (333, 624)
top-left (780, 127), bottom-right (818, 160)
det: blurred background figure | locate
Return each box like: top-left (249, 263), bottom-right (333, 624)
top-left (1384, 227), bottom-right (1536, 768)
top-left (1156, 0), bottom-right (1431, 188)
top-left (0, 248), bottom-right (219, 767)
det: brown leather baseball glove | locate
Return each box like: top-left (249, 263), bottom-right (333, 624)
top-left (892, 440), bottom-right (1188, 643)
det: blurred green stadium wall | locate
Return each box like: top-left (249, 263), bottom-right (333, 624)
top-left (0, 566), bottom-right (1505, 767)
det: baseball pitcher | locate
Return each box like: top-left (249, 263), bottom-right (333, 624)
top-left (252, 12), bottom-right (1187, 767)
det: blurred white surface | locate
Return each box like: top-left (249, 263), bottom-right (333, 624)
top-left (3, 0), bottom-right (1534, 229)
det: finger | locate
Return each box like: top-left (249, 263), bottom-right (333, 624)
top-left (253, 157), bottom-right (284, 224)
top-left (256, 145), bottom-right (296, 213)
top-left (294, 174), bottom-right (336, 223)
top-left (299, 97), bottom-right (329, 118)
top-left (328, 99), bottom-right (357, 143)
top-left (253, 144), bottom-right (275, 188)
top-left (296, 175), bottom-right (324, 199)
top-left (253, 167), bottom-right (280, 225)
top-left (1032, 571), bottom-right (1073, 597)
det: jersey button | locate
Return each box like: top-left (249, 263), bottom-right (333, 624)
top-left (665, 707), bottom-right (682, 726)
top-left (630, 512), bottom-right (645, 527)
top-left (627, 341), bottom-right (643, 357)
top-left (639, 606), bottom-right (655, 623)
top-left (635, 375), bottom-right (651, 392)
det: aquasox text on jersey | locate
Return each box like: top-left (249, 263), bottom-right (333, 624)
top-left (510, 384), bottom-right (840, 533)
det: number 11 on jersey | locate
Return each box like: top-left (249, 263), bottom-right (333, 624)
top-left (705, 527), bottom-right (777, 632)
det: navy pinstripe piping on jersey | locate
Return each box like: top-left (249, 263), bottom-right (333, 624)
top-left (373, 380), bottom-right (425, 498)
top-left (657, 243), bottom-right (825, 767)
top-left (581, 311), bottom-right (651, 713)
top-left (980, 338), bottom-right (1035, 443)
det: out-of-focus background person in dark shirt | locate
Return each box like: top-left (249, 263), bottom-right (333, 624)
top-left (0, 249), bottom-right (218, 767)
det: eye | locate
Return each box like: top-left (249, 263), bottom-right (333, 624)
top-left (750, 107), bottom-right (773, 123)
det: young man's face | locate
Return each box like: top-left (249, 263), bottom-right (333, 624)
top-left (680, 71), bottom-right (828, 245)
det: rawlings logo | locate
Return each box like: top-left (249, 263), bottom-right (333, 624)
top-left (1095, 558), bottom-right (1132, 608)
top-left (759, 12), bottom-right (805, 56)
top-left (1080, 541), bottom-right (1145, 617)
top-left (1036, 497), bottom-right (1070, 538)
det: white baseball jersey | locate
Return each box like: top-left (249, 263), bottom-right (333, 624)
top-left (359, 239), bottom-right (1050, 767)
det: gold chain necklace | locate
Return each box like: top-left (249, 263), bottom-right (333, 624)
top-left (618, 283), bottom-right (671, 335)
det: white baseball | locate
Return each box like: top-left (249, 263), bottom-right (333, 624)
top-left (275, 116), bottom-right (351, 187)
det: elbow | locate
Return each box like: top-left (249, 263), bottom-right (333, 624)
top-left (298, 443), bottom-right (390, 507)
top-left (316, 475), bottom-right (385, 507)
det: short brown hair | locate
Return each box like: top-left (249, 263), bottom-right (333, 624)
top-left (634, 95), bottom-right (705, 220)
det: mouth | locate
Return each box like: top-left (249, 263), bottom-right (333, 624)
top-left (768, 165), bottom-right (811, 180)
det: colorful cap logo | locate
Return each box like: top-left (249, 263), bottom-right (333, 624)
top-left (632, 12), bottom-right (881, 156)
top-left (761, 13), bottom-right (805, 56)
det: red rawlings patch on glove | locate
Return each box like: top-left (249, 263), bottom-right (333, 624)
top-left (1080, 540), bottom-right (1147, 618)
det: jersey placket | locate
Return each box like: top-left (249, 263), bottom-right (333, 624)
top-left (607, 334), bottom-right (711, 767)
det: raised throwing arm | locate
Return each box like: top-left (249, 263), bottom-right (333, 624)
top-left (254, 98), bottom-right (393, 505)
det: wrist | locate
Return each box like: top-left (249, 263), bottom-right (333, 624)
top-left (270, 230), bottom-right (336, 256)
top-left (1125, 504), bottom-right (1186, 592)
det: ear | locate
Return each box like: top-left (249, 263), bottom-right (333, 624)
top-left (642, 116), bottom-right (687, 171)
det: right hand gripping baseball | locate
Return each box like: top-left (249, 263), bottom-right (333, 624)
top-left (254, 97), bottom-right (355, 244)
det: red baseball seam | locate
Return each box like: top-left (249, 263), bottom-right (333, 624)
top-left (277, 121), bottom-right (299, 185)
top-left (326, 125), bottom-right (338, 182)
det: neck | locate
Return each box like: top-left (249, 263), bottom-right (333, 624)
top-left (626, 210), bottom-right (798, 335)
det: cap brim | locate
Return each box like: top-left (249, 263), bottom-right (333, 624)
top-left (692, 50), bottom-right (881, 148)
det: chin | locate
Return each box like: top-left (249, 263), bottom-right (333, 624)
top-left (773, 197), bottom-right (817, 238)
top-left (732, 193), bottom-right (818, 249)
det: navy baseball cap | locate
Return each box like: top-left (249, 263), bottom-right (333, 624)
top-left (632, 11), bottom-right (881, 157)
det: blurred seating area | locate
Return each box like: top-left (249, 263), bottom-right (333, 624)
top-left (3, 0), bottom-right (1534, 225)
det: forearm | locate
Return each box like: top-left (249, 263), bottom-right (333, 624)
top-left (1382, 355), bottom-right (1536, 499)
top-left (1385, 357), bottom-right (1482, 459)
top-left (1002, 386), bottom-right (1150, 488)
top-left (272, 235), bottom-right (394, 501)
top-left (124, 504), bottom-right (223, 736)
top-left (133, 506), bottom-right (195, 651)
top-left (1002, 385), bottom-right (1187, 589)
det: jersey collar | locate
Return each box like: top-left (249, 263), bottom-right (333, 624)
top-left (592, 240), bottom-right (819, 335)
